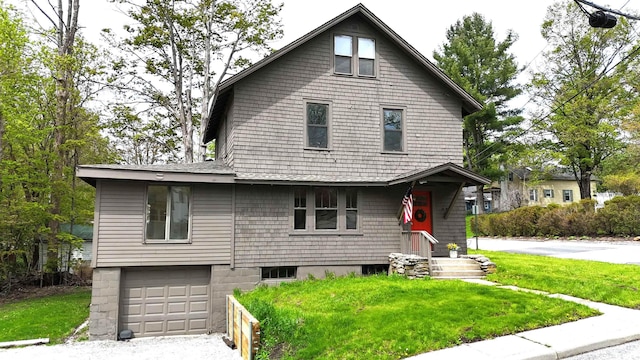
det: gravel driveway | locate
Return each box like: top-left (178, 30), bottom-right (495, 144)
top-left (0, 334), bottom-right (243, 360)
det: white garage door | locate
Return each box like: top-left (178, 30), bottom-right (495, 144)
top-left (120, 266), bottom-right (211, 337)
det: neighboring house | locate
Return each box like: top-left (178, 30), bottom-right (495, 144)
top-left (77, 4), bottom-right (489, 341)
top-left (463, 188), bottom-right (493, 213)
top-left (38, 224), bottom-right (93, 271)
top-left (496, 168), bottom-right (598, 210)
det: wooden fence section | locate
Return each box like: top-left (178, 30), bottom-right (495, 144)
top-left (226, 295), bottom-right (261, 360)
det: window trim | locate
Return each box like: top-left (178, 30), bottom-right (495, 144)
top-left (380, 106), bottom-right (407, 153)
top-left (144, 184), bottom-right (193, 244)
top-left (332, 33), bottom-right (377, 78)
top-left (563, 189), bottom-right (573, 202)
top-left (290, 187), bottom-right (362, 234)
top-left (304, 99), bottom-right (332, 150)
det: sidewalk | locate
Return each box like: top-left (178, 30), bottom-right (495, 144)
top-left (405, 279), bottom-right (640, 360)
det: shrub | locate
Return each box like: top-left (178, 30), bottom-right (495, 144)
top-left (538, 200), bottom-right (597, 236)
top-left (596, 195), bottom-right (640, 236)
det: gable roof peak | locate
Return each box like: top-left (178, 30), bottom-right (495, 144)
top-left (204, 3), bottom-right (483, 144)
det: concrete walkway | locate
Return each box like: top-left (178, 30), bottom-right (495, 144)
top-left (405, 279), bottom-right (640, 360)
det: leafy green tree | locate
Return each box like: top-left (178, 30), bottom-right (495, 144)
top-left (433, 13), bottom-right (522, 212)
top-left (0, 1), bottom-right (115, 285)
top-left (105, 0), bottom-right (283, 163)
top-left (529, 1), bottom-right (636, 199)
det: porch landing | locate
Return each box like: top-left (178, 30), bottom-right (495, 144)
top-left (430, 258), bottom-right (486, 279)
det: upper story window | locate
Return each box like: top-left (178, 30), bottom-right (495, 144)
top-left (292, 187), bottom-right (360, 232)
top-left (383, 108), bottom-right (404, 152)
top-left (563, 189), bottom-right (573, 202)
top-left (543, 189), bottom-right (554, 198)
top-left (146, 185), bottom-right (191, 243)
top-left (334, 34), bottom-right (376, 77)
top-left (529, 189), bottom-right (538, 202)
top-left (306, 102), bottom-right (330, 149)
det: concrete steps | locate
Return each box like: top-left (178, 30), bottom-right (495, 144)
top-left (430, 258), bottom-right (485, 279)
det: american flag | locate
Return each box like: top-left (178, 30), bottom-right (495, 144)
top-left (402, 187), bottom-right (413, 224)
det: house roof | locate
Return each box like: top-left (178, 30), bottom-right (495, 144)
top-left (77, 161), bottom-right (235, 186)
top-left (510, 167), bottom-right (598, 182)
top-left (60, 224), bottom-right (93, 241)
top-left (388, 162), bottom-right (490, 186)
top-left (77, 161), bottom-right (489, 187)
top-left (203, 3), bottom-right (483, 144)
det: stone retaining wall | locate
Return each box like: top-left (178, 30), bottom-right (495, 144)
top-left (388, 253), bottom-right (429, 279)
top-left (461, 254), bottom-right (497, 274)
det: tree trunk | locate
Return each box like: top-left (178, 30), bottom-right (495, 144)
top-left (579, 171), bottom-right (592, 199)
top-left (47, 0), bottom-right (80, 275)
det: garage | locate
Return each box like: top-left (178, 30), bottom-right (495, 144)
top-left (119, 266), bottom-right (211, 337)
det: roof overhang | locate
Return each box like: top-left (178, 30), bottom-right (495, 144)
top-left (389, 162), bottom-right (490, 186)
top-left (78, 162), bottom-right (489, 188)
top-left (77, 166), bottom-right (236, 187)
top-left (203, 4), bottom-right (483, 144)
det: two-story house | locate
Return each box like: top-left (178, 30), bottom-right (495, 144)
top-left (78, 4), bottom-right (489, 341)
top-left (495, 167), bottom-right (598, 210)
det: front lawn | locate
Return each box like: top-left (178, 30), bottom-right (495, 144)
top-left (238, 275), bottom-right (597, 360)
top-left (0, 287), bottom-right (91, 344)
top-left (471, 250), bottom-right (640, 309)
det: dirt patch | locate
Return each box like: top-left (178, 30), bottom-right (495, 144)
top-left (0, 285), bottom-right (90, 306)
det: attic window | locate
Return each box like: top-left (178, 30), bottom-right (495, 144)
top-left (334, 34), bottom-right (376, 77)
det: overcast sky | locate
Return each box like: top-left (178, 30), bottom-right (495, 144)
top-left (62, 0), bottom-right (637, 72)
top-left (10, 0), bottom-right (640, 103)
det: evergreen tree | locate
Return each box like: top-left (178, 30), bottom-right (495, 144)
top-left (434, 13), bottom-right (523, 212)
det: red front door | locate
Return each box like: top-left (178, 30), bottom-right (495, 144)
top-left (411, 191), bottom-right (433, 233)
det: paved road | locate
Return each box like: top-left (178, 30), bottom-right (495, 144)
top-left (566, 340), bottom-right (640, 359)
top-left (467, 237), bottom-right (640, 265)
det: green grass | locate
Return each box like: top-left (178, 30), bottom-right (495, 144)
top-left (0, 288), bottom-right (91, 344)
top-left (466, 214), bottom-right (476, 239)
top-left (470, 250), bottom-right (640, 309)
top-left (238, 275), bottom-right (597, 360)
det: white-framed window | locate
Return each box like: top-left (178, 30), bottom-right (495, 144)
top-left (563, 189), bottom-right (573, 202)
top-left (529, 189), bottom-right (538, 201)
top-left (292, 187), bottom-right (360, 232)
top-left (145, 185), bottom-right (191, 243)
top-left (382, 108), bottom-right (404, 152)
top-left (333, 34), bottom-right (376, 77)
top-left (305, 101), bottom-right (331, 149)
top-left (543, 189), bottom-right (554, 198)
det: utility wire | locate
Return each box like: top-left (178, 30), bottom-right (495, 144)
top-left (575, 0), bottom-right (640, 20)
top-left (471, 2), bottom-right (638, 165)
top-left (473, 41), bottom-right (640, 167)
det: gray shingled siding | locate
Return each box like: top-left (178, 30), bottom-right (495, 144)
top-left (95, 180), bottom-right (232, 267)
top-left (430, 184), bottom-right (468, 256)
top-left (222, 17), bottom-right (463, 178)
top-left (215, 98), bottom-right (235, 167)
top-left (233, 184), bottom-right (462, 267)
